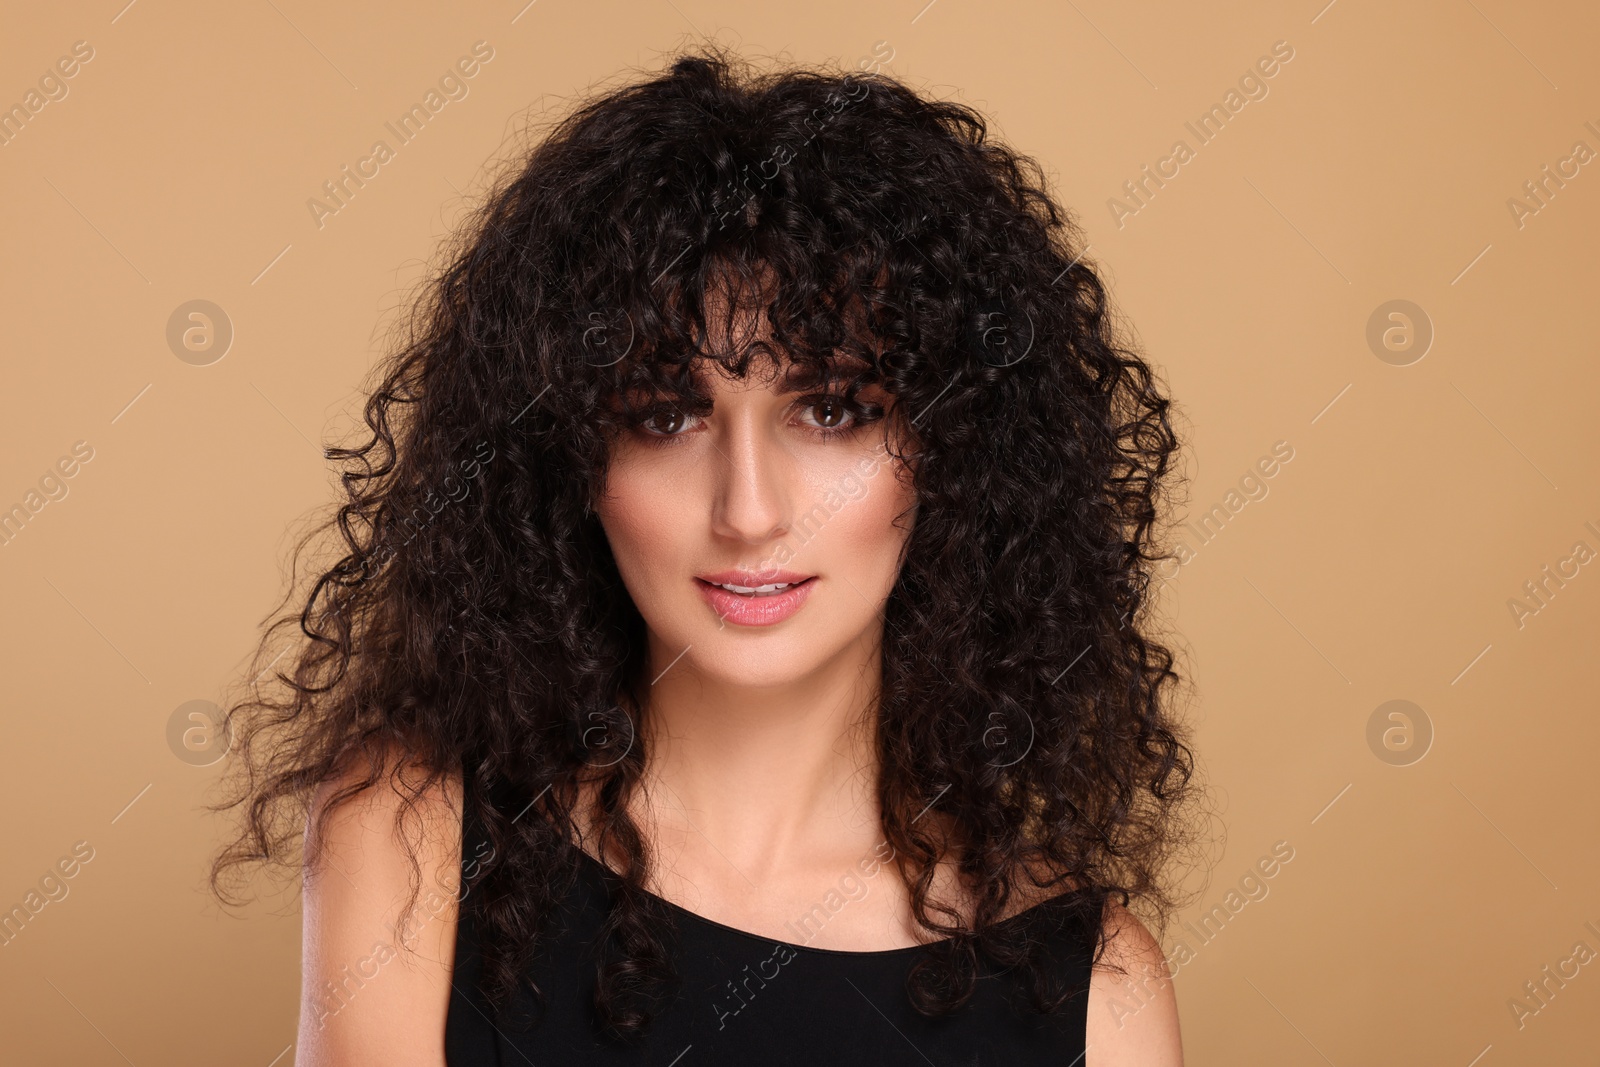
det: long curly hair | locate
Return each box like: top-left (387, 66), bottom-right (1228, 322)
top-left (209, 43), bottom-right (1206, 1043)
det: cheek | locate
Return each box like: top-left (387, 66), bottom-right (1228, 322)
top-left (827, 464), bottom-right (915, 575)
top-left (595, 464), bottom-right (687, 585)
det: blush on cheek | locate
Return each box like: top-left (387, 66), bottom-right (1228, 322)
top-left (595, 461), bottom-right (707, 630)
top-left (833, 468), bottom-right (915, 587)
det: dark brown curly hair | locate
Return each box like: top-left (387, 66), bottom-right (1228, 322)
top-left (208, 42), bottom-right (1207, 1044)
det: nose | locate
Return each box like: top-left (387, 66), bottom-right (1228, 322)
top-left (709, 409), bottom-right (792, 546)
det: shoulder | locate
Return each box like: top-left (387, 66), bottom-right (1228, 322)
top-left (305, 746), bottom-right (464, 866)
top-left (1084, 898), bottom-right (1184, 1065)
top-left (298, 746), bottom-right (465, 1067)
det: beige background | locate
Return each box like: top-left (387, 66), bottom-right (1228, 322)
top-left (2, 0), bottom-right (1597, 1062)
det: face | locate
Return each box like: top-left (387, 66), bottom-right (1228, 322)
top-left (593, 305), bottom-right (917, 693)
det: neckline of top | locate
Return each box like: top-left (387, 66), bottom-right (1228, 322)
top-left (572, 846), bottom-right (1075, 959)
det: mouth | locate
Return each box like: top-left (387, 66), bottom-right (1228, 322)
top-left (693, 576), bottom-right (817, 597)
top-left (694, 568), bottom-right (817, 594)
top-left (693, 572), bottom-right (818, 626)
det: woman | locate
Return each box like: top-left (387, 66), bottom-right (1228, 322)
top-left (211, 45), bottom-right (1199, 1065)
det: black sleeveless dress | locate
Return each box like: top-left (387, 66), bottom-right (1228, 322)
top-left (445, 809), bottom-right (1097, 1065)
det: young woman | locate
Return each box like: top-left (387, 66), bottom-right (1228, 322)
top-left (211, 46), bottom-right (1199, 1065)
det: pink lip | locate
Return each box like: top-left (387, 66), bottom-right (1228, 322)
top-left (695, 572), bottom-right (817, 627)
top-left (696, 568), bottom-right (814, 586)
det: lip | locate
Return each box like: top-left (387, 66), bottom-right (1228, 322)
top-left (696, 568), bottom-right (815, 586)
top-left (694, 571), bottom-right (818, 627)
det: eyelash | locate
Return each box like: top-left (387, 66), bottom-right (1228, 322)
top-left (628, 392), bottom-right (882, 447)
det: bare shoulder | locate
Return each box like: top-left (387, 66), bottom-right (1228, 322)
top-left (1085, 898), bottom-right (1184, 1066)
top-left (297, 746), bottom-right (465, 1067)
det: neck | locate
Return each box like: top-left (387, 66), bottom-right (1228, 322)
top-left (626, 625), bottom-right (885, 879)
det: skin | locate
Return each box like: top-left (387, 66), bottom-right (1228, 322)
top-left (296, 757), bottom-right (463, 1067)
top-left (295, 292), bottom-right (1183, 1064)
top-left (585, 305), bottom-right (924, 950)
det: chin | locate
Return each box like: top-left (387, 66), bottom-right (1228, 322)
top-left (641, 604), bottom-right (837, 687)
top-left (691, 629), bottom-right (825, 686)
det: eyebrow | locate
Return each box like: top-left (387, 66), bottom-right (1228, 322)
top-left (779, 357), bottom-right (872, 391)
top-left (617, 349), bottom-right (874, 403)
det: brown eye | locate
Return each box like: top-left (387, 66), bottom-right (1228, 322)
top-left (796, 391), bottom-right (885, 438)
top-left (813, 397), bottom-right (846, 428)
top-left (644, 409), bottom-right (691, 436)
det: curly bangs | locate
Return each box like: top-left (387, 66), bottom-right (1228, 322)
top-left (210, 42), bottom-right (1202, 1043)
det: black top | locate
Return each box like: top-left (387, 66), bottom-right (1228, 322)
top-left (446, 813), bottom-right (1097, 1066)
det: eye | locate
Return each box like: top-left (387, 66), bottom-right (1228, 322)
top-left (624, 390), bottom-right (884, 446)
top-left (640, 407), bottom-right (698, 437)
top-left (803, 395), bottom-right (851, 430)
top-left (796, 392), bottom-right (884, 438)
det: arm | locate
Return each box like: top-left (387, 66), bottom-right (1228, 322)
top-left (1085, 901), bottom-right (1184, 1065)
top-left (296, 756), bottom-right (464, 1067)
